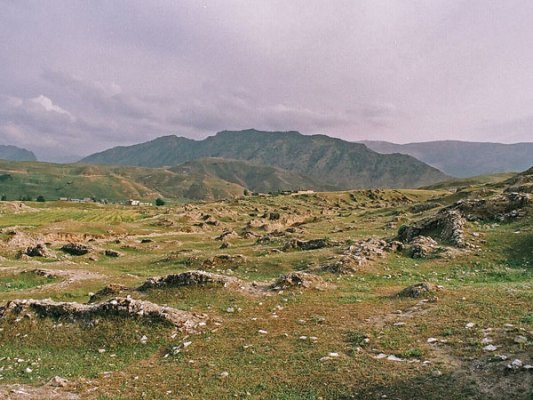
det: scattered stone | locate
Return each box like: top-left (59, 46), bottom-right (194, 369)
top-left (483, 345), bottom-right (498, 352)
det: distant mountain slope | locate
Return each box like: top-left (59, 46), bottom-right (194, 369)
top-left (170, 158), bottom-right (330, 193)
top-left (360, 140), bottom-right (533, 178)
top-left (0, 145), bottom-right (37, 161)
top-left (81, 129), bottom-right (448, 189)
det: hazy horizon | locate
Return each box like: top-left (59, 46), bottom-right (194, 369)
top-left (2, 1), bottom-right (533, 161)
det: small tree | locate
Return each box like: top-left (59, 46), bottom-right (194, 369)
top-left (0, 195), bottom-right (6, 201)
top-left (155, 197), bottom-right (166, 206)
top-left (36, 195), bottom-right (46, 202)
top-left (243, 189), bottom-right (249, 196)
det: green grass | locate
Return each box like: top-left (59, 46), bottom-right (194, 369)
top-left (0, 272), bottom-right (58, 293)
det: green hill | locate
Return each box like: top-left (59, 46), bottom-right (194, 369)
top-left (81, 129), bottom-right (449, 189)
top-left (0, 161), bottom-right (244, 201)
top-left (361, 140), bottom-right (533, 177)
top-left (0, 158), bottom-right (326, 202)
top-left (0, 145), bottom-right (37, 162)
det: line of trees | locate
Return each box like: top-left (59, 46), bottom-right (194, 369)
top-left (0, 195), bottom-right (46, 202)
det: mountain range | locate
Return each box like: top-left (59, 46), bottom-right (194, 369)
top-left (360, 140), bottom-right (533, 177)
top-left (0, 145), bottom-right (37, 162)
top-left (81, 129), bottom-right (448, 189)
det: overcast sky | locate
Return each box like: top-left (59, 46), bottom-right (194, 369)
top-left (1, 1), bottom-right (533, 160)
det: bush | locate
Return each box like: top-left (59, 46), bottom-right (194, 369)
top-left (155, 198), bottom-right (165, 206)
top-left (36, 195), bottom-right (46, 202)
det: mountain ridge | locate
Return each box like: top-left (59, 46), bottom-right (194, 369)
top-left (81, 129), bottom-right (449, 189)
top-left (0, 145), bottom-right (37, 162)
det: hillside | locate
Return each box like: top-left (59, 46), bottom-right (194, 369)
top-left (361, 140), bottom-right (533, 177)
top-left (0, 161), bottom-right (244, 201)
top-left (0, 145), bottom-right (37, 162)
top-left (0, 159), bottom-right (325, 202)
top-left (81, 130), bottom-right (449, 189)
top-left (0, 167), bottom-right (531, 399)
top-left (170, 157), bottom-right (330, 193)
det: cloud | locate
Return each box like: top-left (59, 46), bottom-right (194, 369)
top-left (1, 0), bottom-right (533, 160)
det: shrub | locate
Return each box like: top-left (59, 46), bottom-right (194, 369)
top-left (155, 198), bottom-right (166, 206)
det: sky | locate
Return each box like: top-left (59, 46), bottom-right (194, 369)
top-left (1, 0), bottom-right (533, 161)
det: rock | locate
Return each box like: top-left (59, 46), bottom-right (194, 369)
top-left (397, 282), bottom-right (439, 298)
top-left (61, 243), bottom-right (90, 256)
top-left (47, 376), bottom-right (68, 387)
top-left (453, 193), bottom-right (530, 222)
top-left (427, 337), bottom-right (438, 344)
top-left (406, 236), bottom-right (440, 258)
top-left (386, 355), bottom-right (404, 362)
top-left (270, 271), bottom-right (325, 290)
top-left (219, 241), bottom-right (230, 249)
top-left (23, 243), bottom-right (51, 257)
top-left (507, 359), bottom-right (523, 370)
top-left (140, 238), bottom-right (153, 243)
top-left (283, 238), bottom-right (329, 251)
top-left (104, 249), bottom-right (123, 257)
top-left (514, 335), bottom-right (527, 344)
top-left (483, 345), bottom-right (498, 352)
top-left (398, 209), bottom-right (466, 247)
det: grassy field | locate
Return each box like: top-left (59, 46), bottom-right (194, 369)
top-left (0, 182), bottom-right (531, 399)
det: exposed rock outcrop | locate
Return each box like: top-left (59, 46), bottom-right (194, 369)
top-left (61, 243), bottom-right (91, 256)
top-left (398, 209), bottom-right (466, 247)
top-left (138, 270), bottom-right (239, 291)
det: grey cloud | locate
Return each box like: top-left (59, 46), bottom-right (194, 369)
top-left (1, 1), bottom-right (533, 161)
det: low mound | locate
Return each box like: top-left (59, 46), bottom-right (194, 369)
top-left (271, 271), bottom-right (325, 290)
top-left (397, 282), bottom-right (440, 298)
top-left (0, 297), bottom-right (206, 332)
top-left (138, 270), bottom-right (238, 291)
